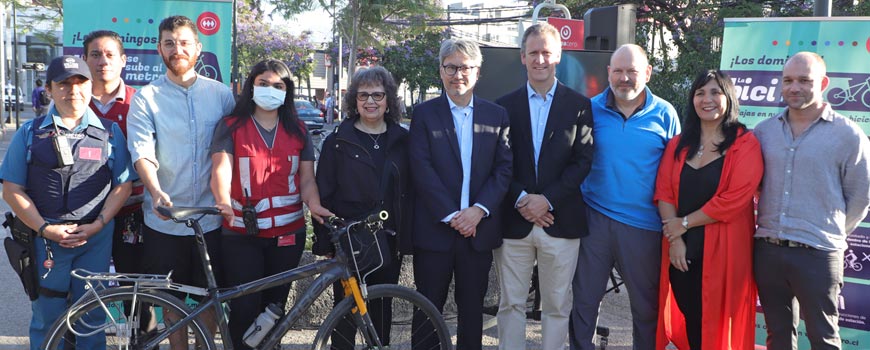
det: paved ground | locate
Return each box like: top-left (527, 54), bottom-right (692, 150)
top-left (0, 112), bottom-right (636, 349)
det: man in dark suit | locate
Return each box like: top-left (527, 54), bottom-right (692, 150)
top-left (409, 38), bottom-right (512, 350)
top-left (494, 23), bottom-right (594, 349)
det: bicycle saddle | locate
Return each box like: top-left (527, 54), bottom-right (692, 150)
top-left (157, 206), bottom-right (221, 219)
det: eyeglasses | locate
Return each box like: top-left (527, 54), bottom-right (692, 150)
top-left (441, 65), bottom-right (478, 76)
top-left (161, 40), bottom-right (197, 50)
top-left (356, 92), bottom-right (386, 102)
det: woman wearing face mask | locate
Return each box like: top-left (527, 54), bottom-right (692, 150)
top-left (209, 59), bottom-right (333, 349)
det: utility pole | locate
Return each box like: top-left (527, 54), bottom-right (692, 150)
top-left (1, 5), bottom-right (7, 128)
top-left (331, 0), bottom-right (342, 121)
top-left (231, 0), bottom-right (239, 94)
top-left (814, 0), bottom-right (832, 16)
top-left (12, 1), bottom-right (19, 129)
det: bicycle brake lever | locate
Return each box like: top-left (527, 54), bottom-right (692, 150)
top-left (327, 216), bottom-right (345, 228)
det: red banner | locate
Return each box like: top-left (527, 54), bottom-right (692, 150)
top-left (547, 17), bottom-right (584, 51)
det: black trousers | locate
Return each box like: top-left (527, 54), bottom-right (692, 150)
top-left (221, 229), bottom-right (305, 350)
top-left (414, 239), bottom-right (493, 350)
top-left (330, 235), bottom-right (402, 349)
top-left (111, 210), bottom-right (154, 332)
top-left (669, 258), bottom-right (704, 350)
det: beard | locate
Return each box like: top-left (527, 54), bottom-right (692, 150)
top-left (162, 53), bottom-right (198, 76)
top-left (610, 81), bottom-right (644, 102)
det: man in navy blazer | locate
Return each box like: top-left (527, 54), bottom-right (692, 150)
top-left (409, 38), bottom-right (512, 350)
top-left (494, 23), bottom-right (594, 350)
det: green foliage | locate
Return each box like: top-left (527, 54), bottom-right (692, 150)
top-left (236, 1), bottom-right (316, 81)
top-left (270, 0), bottom-right (440, 89)
top-left (558, 0), bottom-right (870, 116)
top-left (380, 30), bottom-right (446, 103)
top-left (3, 0), bottom-right (62, 48)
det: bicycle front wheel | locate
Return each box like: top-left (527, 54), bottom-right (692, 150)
top-left (42, 286), bottom-right (216, 350)
top-left (312, 284), bottom-right (453, 350)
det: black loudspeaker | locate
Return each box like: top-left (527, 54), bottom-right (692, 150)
top-left (583, 4), bottom-right (637, 51)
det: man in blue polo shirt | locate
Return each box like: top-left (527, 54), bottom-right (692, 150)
top-left (0, 55), bottom-right (135, 349)
top-left (569, 44), bottom-right (680, 350)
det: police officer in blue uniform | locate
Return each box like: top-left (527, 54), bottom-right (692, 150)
top-left (0, 55), bottom-right (136, 349)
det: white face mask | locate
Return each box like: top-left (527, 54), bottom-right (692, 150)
top-left (252, 86), bottom-right (286, 111)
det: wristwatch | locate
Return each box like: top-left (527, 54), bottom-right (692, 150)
top-left (681, 216), bottom-right (689, 230)
top-left (38, 222), bottom-right (49, 237)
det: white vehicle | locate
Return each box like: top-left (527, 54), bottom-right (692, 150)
top-left (4, 86), bottom-right (26, 111)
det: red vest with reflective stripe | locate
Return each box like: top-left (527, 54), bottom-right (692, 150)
top-left (88, 85), bottom-right (137, 135)
top-left (225, 117), bottom-right (306, 238)
top-left (88, 84), bottom-right (143, 215)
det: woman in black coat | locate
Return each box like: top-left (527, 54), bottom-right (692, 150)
top-left (314, 66), bottom-right (412, 349)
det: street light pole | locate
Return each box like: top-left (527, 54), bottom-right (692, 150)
top-left (12, 1), bottom-right (19, 129)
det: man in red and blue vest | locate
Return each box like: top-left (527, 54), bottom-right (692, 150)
top-left (83, 29), bottom-right (154, 330)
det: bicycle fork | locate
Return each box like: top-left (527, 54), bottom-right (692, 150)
top-left (341, 277), bottom-right (386, 349)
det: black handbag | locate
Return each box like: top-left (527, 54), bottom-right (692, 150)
top-left (341, 222), bottom-right (392, 274)
top-left (3, 213), bottom-right (39, 301)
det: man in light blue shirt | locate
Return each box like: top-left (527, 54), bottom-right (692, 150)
top-left (570, 44), bottom-right (680, 350)
top-left (408, 38), bottom-right (512, 350)
top-left (126, 15), bottom-right (234, 345)
top-left (495, 23), bottom-right (594, 350)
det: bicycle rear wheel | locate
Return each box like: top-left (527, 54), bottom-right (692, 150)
top-left (312, 284), bottom-right (453, 350)
top-left (42, 286), bottom-right (216, 350)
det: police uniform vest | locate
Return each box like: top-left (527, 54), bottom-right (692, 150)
top-left (88, 85), bottom-right (143, 215)
top-left (27, 115), bottom-right (113, 222)
top-left (225, 116), bottom-right (306, 238)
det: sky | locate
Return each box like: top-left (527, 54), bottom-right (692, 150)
top-left (274, 0), bottom-right (528, 44)
top-left (281, 7), bottom-right (333, 43)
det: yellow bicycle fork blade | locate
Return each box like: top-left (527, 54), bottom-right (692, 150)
top-left (341, 277), bottom-right (368, 316)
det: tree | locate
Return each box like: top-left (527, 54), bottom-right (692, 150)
top-left (558, 0), bottom-right (870, 115)
top-left (2, 0), bottom-right (63, 49)
top-left (270, 0), bottom-right (441, 87)
top-left (236, 0), bottom-right (317, 95)
top-left (380, 29), bottom-right (445, 105)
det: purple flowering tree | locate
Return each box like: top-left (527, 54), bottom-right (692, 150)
top-left (381, 29), bottom-right (446, 105)
top-left (271, 0), bottom-right (441, 89)
top-left (236, 1), bottom-right (316, 95)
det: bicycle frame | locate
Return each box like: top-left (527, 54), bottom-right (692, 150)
top-left (151, 215), bottom-right (366, 350)
top-left (144, 256), bottom-right (351, 350)
top-left (69, 209), bottom-right (379, 350)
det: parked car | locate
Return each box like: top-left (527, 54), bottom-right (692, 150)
top-left (4, 86), bottom-right (25, 111)
top-left (295, 99), bottom-right (325, 130)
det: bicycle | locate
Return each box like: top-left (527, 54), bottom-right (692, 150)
top-left (826, 76), bottom-right (870, 108)
top-left (310, 128), bottom-right (329, 160)
top-left (845, 250), bottom-right (864, 272)
top-left (42, 206), bottom-right (452, 349)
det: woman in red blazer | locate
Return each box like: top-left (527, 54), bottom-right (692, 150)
top-left (654, 69), bottom-right (763, 350)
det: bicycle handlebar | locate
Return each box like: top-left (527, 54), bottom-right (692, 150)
top-left (324, 210), bottom-right (388, 230)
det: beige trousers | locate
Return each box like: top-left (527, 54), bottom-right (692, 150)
top-left (494, 225), bottom-right (580, 350)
